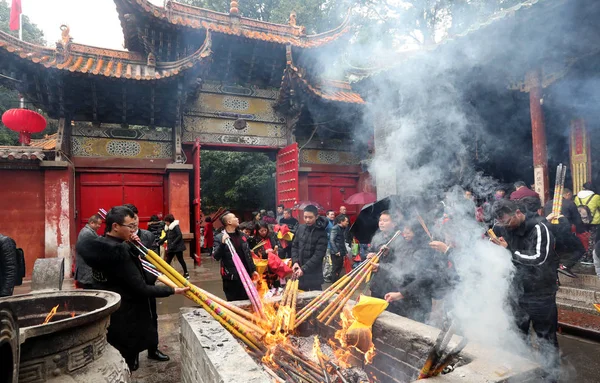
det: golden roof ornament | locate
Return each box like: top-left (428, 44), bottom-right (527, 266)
top-left (230, 0), bottom-right (239, 16)
top-left (60, 25), bottom-right (72, 46)
top-left (289, 11), bottom-right (297, 26)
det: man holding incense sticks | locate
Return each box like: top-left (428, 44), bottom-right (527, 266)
top-left (123, 204), bottom-right (171, 363)
top-left (291, 205), bottom-right (328, 291)
top-left (214, 212), bottom-right (259, 301)
top-left (77, 206), bottom-right (188, 372)
top-left (491, 199), bottom-right (560, 381)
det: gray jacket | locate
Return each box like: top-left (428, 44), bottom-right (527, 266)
top-left (75, 224), bottom-right (99, 285)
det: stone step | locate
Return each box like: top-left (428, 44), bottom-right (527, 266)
top-left (557, 285), bottom-right (600, 304)
top-left (557, 297), bottom-right (600, 317)
top-left (559, 273), bottom-right (600, 291)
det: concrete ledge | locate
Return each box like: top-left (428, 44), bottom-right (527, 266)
top-left (180, 308), bottom-right (269, 383)
top-left (39, 160), bottom-right (70, 169)
top-left (181, 292), bottom-right (542, 383)
top-left (166, 163), bottom-right (193, 171)
top-left (559, 274), bottom-right (600, 291)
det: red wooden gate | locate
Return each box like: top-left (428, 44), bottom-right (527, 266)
top-left (77, 173), bottom-right (164, 233)
top-left (276, 143), bottom-right (299, 208)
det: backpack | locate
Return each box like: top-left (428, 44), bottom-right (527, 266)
top-left (578, 205), bottom-right (593, 225)
top-left (14, 248), bottom-right (25, 286)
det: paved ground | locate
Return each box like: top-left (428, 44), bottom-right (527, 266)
top-left (14, 256), bottom-right (600, 382)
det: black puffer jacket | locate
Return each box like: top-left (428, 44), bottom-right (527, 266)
top-left (498, 214), bottom-right (559, 299)
top-left (77, 235), bottom-right (174, 356)
top-left (147, 221), bottom-right (163, 251)
top-left (0, 234), bottom-right (17, 297)
top-left (291, 216), bottom-right (328, 289)
top-left (159, 220), bottom-right (186, 253)
top-left (213, 230), bottom-right (256, 281)
top-left (329, 224), bottom-right (348, 256)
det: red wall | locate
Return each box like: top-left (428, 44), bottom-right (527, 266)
top-left (0, 170), bottom-right (45, 276)
top-left (77, 172), bottom-right (164, 233)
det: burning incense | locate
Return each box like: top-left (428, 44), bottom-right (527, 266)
top-left (430, 337), bottom-right (469, 376)
top-left (43, 304), bottom-right (60, 324)
top-left (136, 244), bottom-right (266, 353)
top-left (418, 321), bottom-right (455, 379)
top-left (295, 231), bottom-right (403, 328)
top-left (415, 212), bottom-right (433, 241)
top-left (487, 229), bottom-right (498, 241)
top-left (225, 237), bottom-right (266, 319)
top-left (550, 164), bottom-right (567, 224)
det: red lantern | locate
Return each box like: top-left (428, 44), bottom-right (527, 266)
top-left (1, 108), bottom-right (47, 145)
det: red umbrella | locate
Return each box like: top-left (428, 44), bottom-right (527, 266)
top-left (345, 192), bottom-right (377, 205)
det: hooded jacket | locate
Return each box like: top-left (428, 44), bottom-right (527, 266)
top-left (575, 190), bottom-right (600, 225)
top-left (213, 229), bottom-right (256, 281)
top-left (0, 234), bottom-right (17, 297)
top-left (75, 224), bottom-right (99, 285)
top-left (500, 214), bottom-right (559, 299)
top-left (291, 216), bottom-right (328, 289)
top-left (76, 235), bottom-right (174, 356)
top-left (159, 220), bottom-right (186, 253)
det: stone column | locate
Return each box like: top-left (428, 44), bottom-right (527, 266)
top-left (527, 69), bottom-right (550, 203)
top-left (166, 164), bottom-right (193, 258)
top-left (41, 161), bottom-right (76, 278)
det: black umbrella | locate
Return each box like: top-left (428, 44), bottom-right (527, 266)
top-left (350, 194), bottom-right (444, 243)
top-left (350, 195), bottom-right (403, 243)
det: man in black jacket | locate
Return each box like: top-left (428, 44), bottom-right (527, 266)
top-left (75, 214), bottom-right (102, 289)
top-left (292, 205), bottom-right (328, 291)
top-left (491, 199), bottom-right (560, 381)
top-left (123, 204), bottom-right (170, 363)
top-left (158, 214), bottom-right (189, 279)
top-left (329, 214), bottom-right (350, 282)
top-left (77, 206), bottom-right (188, 372)
top-left (0, 234), bottom-right (17, 297)
top-left (213, 212), bottom-right (258, 301)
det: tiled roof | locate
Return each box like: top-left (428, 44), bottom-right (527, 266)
top-left (0, 28), bottom-right (212, 80)
top-left (0, 146), bottom-right (45, 161)
top-left (281, 65), bottom-right (365, 104)
top-left (116, 0), bottom-right (352, 49)
top-left (30, 133), bottom-right (57, 150)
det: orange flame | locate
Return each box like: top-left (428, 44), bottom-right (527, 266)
top-left (43, 305), bottom-right (59, 324)
top-left (70, 312), bottom-right (76, 318)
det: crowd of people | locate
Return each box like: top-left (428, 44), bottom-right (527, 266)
top-left (4, 179), bottom-right (598, 379)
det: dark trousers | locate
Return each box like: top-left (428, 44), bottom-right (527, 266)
top-left (223, 279), bottom-right (249, 301)
top-left (166, 251), bottom-right (188, 274)
top-left (331, 252), bottom-right (345, 282)
top-left (514, 294), bottom-right (560, 381)
top-left (147, 297), bottom-right (159, 353)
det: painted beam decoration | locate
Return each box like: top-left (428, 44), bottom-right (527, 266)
top-left (71, 125), bottom-right (172, 159)
top-left (183, 82), bottom-right (288, 148)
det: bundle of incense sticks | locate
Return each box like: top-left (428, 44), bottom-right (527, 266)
top-left (550, 163), bottom-right (567, 224)
top-left (415, 212), bottom-right (433, 241)
top-left (271, 277), bottom-right (299, 334)
top-left (417, 320), bottom-right (468, 379)
top-left (487, 229), bottom-right (498, 241)
top-left (251, 240), bottom-right (267, 251)
top-left (294, 231), bottom-right (403, 328)
top-left (225, 237), bottom-right (266, 319)
top-left (133, 241), bottom-right (268, 354)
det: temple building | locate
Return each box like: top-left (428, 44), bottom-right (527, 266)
top-left (356, 0), bottom-right (600, 203)
top-left (0, 0), bottom-right (369, 276)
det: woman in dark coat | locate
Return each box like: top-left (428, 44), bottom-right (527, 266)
top-left (158, 214), bottom-right (189, 278)
top-left (368, 211), bottom-right (401, 302)
top-left (383, 222), bottom-right (444, 323)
